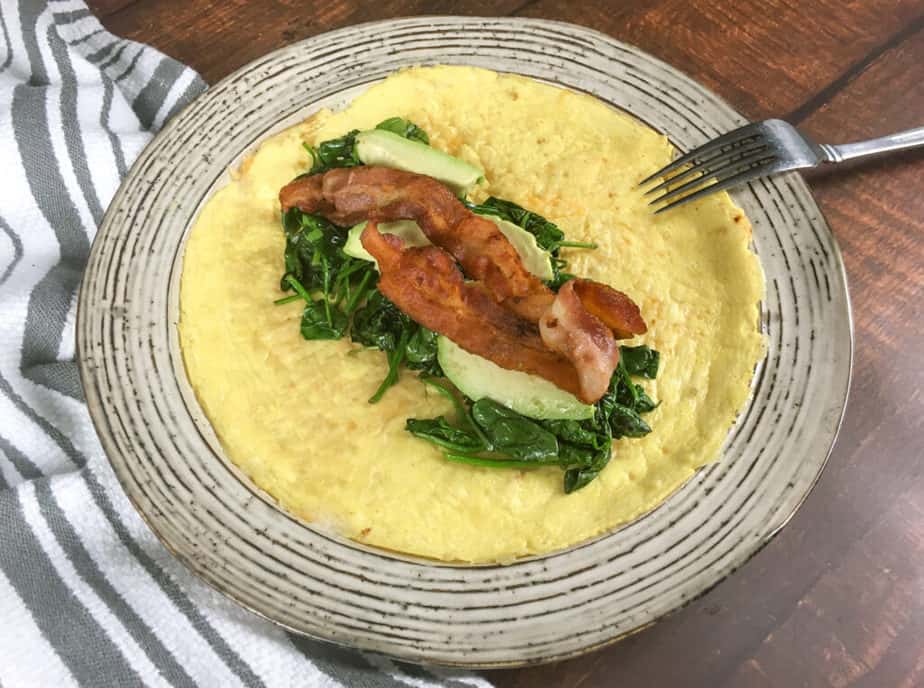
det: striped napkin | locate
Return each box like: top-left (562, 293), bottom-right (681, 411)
top-left (0, 2), bottom-right (493, 686)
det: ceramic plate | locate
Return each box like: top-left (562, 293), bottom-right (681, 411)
top-left (77, 17), bottom-right (852, 667)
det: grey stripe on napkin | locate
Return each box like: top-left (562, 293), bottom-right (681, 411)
top-left (0, 1), bottom-right (493, 686)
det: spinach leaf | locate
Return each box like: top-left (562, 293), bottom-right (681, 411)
top-left (633, 386), bottom-right (658, 413)
top-left (403, 344), bottom-right (661, 493)
top-left (620, 345), bottom-right (660, 379)
top-left (302, 117), bottom-right (431, 175)
top-left (470, 399), bottom-right (559, 462)
top-left (300, 299), bottom-right (348, 340)
top-left (608, 403), bottom-right (652, 438)
top-left (541, 419), bottom-right (601, 448)
top-left (406, 378), bottom-right (490, 454)
top-left (352, 292), bottom-right (412, 402)
top-left (404, 326), bottom-right (442, 376)
top-left (375, 117), bottom-right (430, 144)
top-left (611, 365), bottom-right (639, 408)
top-left (603, 347), bottom-right (661, 434)
top-left (283, 272), bottom-right (348, 341)
top-left (466, 197), bottom-right (565, 252)
top-left (548, 271), bottom-right (576, 291)
top-left (351, 290), bottom-right (409, 351)
top-left (465, 197), bottom-right (595, 290)
top-left (405, 417), bottom-right (484, 453)
top-left (563, 466), bottom-right (602, 493)
top-left (408, 394), bottom-right (560, 464)
top-left (467, 196), bottom-right (599, 252)
top-left (303, 131), bottom-right (361, 175)
top-left (280, 208), bottom-right (350, 294)
top-left (279, 209), bottom-right (375, 339)
top-left (444, 454), bottom-right (563, 469)
top-left (421, 377), bottom-right (490, 445)
top-left (351, 293), bottom-right (444, 401)
top-left (548, 410), bottom-right (614, 494)
top-left (368, 328), bottom-right (411, 403)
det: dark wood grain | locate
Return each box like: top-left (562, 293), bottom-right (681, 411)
top-left (86, 1), bottom-right (924, 685)
top-left (95, 0), bottom-right (530, 83)
top-left (515, 0), bottom-right (924, 119)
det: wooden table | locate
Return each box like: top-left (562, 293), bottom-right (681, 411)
top-left (88, 1), bottom-right (924, 685)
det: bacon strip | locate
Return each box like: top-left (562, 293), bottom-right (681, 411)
top-left (280, 166), bottom-right (545, 303)
top-left (539, 281), bottom-right (621, 403)
top-left (504, 280), bottom-right (647, 340)
top-left (359, 223), bottom-right (586, 399)
top-left (571, 280), bottom-right (647, 339)
top-left (280, 167), bottom-right (648, 403)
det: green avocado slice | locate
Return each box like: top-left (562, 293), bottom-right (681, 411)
top-left (437, 337), bottom-right (594, 421)
top-left (354, 129), bottom-right (483, 195)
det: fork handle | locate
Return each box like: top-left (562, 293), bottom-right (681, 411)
top-left (819, 126), bottom-right (924, 163)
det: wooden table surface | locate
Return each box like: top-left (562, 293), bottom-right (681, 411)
top-left (88, 1), bottom-right (924, 686)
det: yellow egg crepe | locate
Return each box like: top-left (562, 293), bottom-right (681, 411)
top-left (179, 65), bottom-right (765, 563)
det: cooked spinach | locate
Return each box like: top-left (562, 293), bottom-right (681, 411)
top-left (466, 197), bottom-right (597, 253)
top-left (466, 196), bottom-right (564, 251)
top-left (406, 417), bottom-right (485, 453)
top-left (351, 291), bottom-right (412, 402)
top-left (302, 131), bottom-right (361, 175)
top-left (404, 326), bottom-right (442, 376)
top-left (407, 397), bottom-right (561, 465)
top-left (349, 289), bottom-right (444, 401)
top-left (279, 205), bottom-right (659, 485)
top-left (548, 258), bottom-right (577, 291)
top-left (465, 196), bottom-right (596, 290)
top-left (302, 117), bottom-right (431, 175)
top-left (405, 377), bottom-right (488, 453)
top-left (300, 297), bottom-right (348, 340)
top-left (470, 399), bottom-right (560, 461)
top-left (374, 116), bottom-right (430, 144)
top-left (350, 290), bottom-right (408, 351)
top-left (281, 208), bottom-right (351, 293)
top-left (279, 208), bottom-right (377, 342)
top-left (279, 207), bottom-right (440, 393)
top-left (620, 344), bottom-right (660, 379)
top-left (405, 344), bottom-right (661, 493)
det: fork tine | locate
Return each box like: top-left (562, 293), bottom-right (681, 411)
top-left (646, 149), bottom-right (775, 205)
top-left (638, 122), bottom-right (764, 187)
top-left (652, 164), bottom-right (772, 214)
top-left (643, 143), bottom-right (770, 196)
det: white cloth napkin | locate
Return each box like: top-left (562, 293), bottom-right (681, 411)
top-left (0, 2), bottom-right (494, 686)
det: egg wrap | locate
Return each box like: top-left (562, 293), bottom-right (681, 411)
top-left (179, 65), bottom-right (766, 563)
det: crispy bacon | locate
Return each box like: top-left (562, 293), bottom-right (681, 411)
top-left (539, 281), bottom-right (621, 403)
top-left (280, 167), bottom-right (648, 403)
top-left (280, 166), bottom-right (545, 303)
top-left (505, 281), bottom-right (646, 341)
top-left (571, 279), bottom-right (647, 339)
top-left (359, 223), bottom-right (586, 399)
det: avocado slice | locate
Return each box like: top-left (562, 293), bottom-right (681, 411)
top-left (354, 129), bottom-right (484, 196)
top-left (490, 216), bottom-right (554, 281)
top-left (343, 221), bottom-right (429, 268)
top-left (437, 336), bottom-right (595, 421)
top-left (343, 216), bottom-right (554, 280)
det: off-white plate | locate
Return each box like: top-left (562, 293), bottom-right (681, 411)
top-left (77, 17), bottom-right (852, 667)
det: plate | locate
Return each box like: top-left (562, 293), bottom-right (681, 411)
top-left (77, 17), bottom-right (852, 667)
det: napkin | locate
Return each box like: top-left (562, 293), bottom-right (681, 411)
top-left (0, 1), bottom-right (493, 685)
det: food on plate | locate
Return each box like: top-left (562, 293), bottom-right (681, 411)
top-left (179, 65), bottom-right (765, 563)
top-left (280, 165), bottom-right (646, 404)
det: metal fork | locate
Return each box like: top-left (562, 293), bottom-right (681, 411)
top-left (640, 119), bottom-right (924, 213)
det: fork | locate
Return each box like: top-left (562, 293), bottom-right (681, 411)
top-left (640, 119), bottom-right (924, 213)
